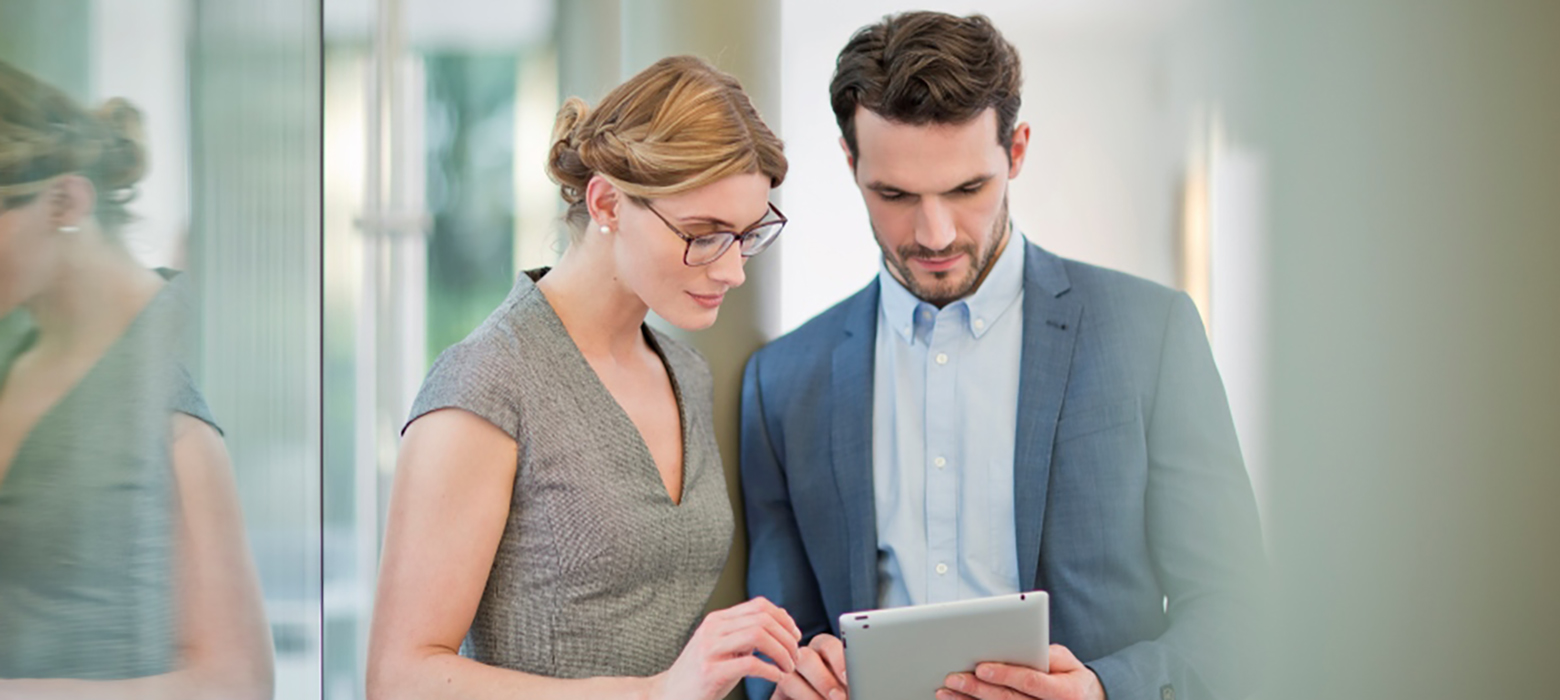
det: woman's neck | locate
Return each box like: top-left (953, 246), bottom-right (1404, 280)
top-left (24, 233), bottom-right (165, 359)
top-left (536, 241), bottom-right (652, 364)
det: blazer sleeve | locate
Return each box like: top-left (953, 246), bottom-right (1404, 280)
top-left (1086, 292), bottom-right (1269, 700)
top-left (741, 350), bottom-right (832, 700)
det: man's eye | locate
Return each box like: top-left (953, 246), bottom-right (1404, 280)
top-left (879, 191), bottom-right (907, 202)
top-left (955, 185), bottom-right (983, 196)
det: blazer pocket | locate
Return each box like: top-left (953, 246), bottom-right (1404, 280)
top-left (1055, 397), bottom-right (1141, 443)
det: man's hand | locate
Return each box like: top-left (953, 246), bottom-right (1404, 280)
top-left (937, 644), bottom-right (1105, 700)
top-left (772, 633), bottom-right (849, 700)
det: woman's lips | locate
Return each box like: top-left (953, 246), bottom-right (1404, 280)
top-left (688, 291), bottom-right (725, 309)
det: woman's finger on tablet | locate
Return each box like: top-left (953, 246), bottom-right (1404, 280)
top-left (720, 653), bottom-right (786, 685)
top-left (720, 606), bottom-right (802, 666)
top-left (730, 599), bottom-right (805, 648)
top-left (714, 619), bottom-right (797, 674)
top-left (746, 595), bottom-right (805, 641)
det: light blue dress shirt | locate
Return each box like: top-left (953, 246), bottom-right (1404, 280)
top-left (872, 230), bottom-right (1027, 608)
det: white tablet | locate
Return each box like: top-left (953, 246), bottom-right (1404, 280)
top-left (839, 591), bottom-right (1049, 700)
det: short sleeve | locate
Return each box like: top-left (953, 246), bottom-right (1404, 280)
top-left (403, 338), bottom-right (524, 442)
top-left (171, 363), bottom-right (223, 436)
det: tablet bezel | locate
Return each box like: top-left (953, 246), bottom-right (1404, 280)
top-left (838, 591), bottom-right (1049, 700)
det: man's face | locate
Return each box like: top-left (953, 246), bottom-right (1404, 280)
top-left (846, 106), bottom-right (1029, 306)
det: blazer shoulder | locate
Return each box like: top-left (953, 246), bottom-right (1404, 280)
top-left (1048, 253), bottom-right (1188, 330)
top-left (751, 279), bottom-right (876, 367)
top-left (1057, 255), bottom-right (1180, 305)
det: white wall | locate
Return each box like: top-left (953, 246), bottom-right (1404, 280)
top-left (777, 0), bottom-right (1202, 333)
top-left (92, 0), bottom-right (190, 269)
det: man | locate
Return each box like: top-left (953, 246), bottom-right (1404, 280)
top-left (740, 11), bottom-right (1266, 700)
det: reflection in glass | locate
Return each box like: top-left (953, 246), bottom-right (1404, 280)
top-left (0, 60), bottom-right (273, 699)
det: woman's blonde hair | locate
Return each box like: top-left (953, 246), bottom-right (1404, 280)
top-left (547, 55), bottom-right (787, 238)
top-left (0, 60), bottom-right (147, 230)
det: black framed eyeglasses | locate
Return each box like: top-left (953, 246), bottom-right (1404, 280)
top-left (642, 200), bottom-right (787, 267)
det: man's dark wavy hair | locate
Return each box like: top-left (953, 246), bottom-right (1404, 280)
top-left (830, 11), bottom-right (1024, 162)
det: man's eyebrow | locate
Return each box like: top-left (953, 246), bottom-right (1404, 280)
top-left (864, 174), bottom-right (997, 194)
top-left (945, 175), bottom-right (995, 193)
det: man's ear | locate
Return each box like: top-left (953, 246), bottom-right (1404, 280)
top-left (839, 136), bottom-right (856, 173)
top-left (584, 174), bottom-right (621, 231)
top-left (1006, 122), bottom-right (1031, 179)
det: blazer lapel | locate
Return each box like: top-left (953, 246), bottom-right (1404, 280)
top-left (1013, 242), bottom-right (1082, 591)
top-left (831, 281), bottom-right (880, 613)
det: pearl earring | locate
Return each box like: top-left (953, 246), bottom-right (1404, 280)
top-left (599, 225), bottom-right (611, 235)
top-left (58, 225), bottom-right (80, 234)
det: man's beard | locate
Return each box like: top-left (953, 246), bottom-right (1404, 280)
top-left (875, 194), bottom-right (1011, 307)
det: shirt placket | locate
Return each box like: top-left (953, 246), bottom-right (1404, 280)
top-left (922, 304), bottom-right (961, 603)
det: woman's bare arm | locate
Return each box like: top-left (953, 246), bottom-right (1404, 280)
top-left (367, 408), bottom-right (801, 700)
top-left (0, 413), bottom-right (275, 700)
top-left (367, 407), bottom-right (657, 700)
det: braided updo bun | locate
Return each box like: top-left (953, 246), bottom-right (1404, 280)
top-left (545, 55), bottom-right (787, 239)
top-left (0, 61), bottom-right (148, 230)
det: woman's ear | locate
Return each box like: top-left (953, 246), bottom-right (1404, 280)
top-left (49, 174), bottom-right (97, 230)
top-left (584, 174), bottom-right (621, 232)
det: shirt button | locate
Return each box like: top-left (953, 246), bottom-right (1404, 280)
top-left (934, 456), bottom-right (947, 468)
top-left (936, 563), bottom-right (949, 575)
top-left (935, 353), bottom-right (949, 365)
top-left (973, 318), bottom-right (985, 330)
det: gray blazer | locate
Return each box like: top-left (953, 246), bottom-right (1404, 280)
top-left (741, 241), bottom-right (1266, 700)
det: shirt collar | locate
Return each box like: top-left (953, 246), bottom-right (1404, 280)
top-left (877, 223), bottom-right (1027, 343)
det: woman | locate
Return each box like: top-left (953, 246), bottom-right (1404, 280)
top-left (367, 56), bottom-right (801, 700)
top-left (0, 61), bottom-right (273, 698)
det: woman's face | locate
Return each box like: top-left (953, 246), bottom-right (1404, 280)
top-left (0, 191), bottom-right (64, 317)
top-left (610, 171), bottom-right (773, 331)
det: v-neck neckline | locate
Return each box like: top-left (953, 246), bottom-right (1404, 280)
top-left (522, 270), bottom-right (692, 508)
top-left (0, 276), bottom-right (175, 498)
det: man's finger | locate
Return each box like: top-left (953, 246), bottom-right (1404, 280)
top-left (809, 633), bottom-right (848, 685)
top-left (1046, 644), bottom-right (1083, 672)
top-left (776, 664), bottom-right (830, 700)
top-left (935, 687), bottom-right (979, 700)
top-left (795, 646), bottom-right (846, 699)
top-left (942, 671), bottom-right (1030, 700)
top-left (974, 663), bottom-right (1055, 698)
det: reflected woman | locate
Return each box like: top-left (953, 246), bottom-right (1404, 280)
top-left (0, 62), bottom-right (273, 698)
top-left (368, 56), bottom-right (799, 700)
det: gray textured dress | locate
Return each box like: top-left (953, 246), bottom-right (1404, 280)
top-left (405, 269), bottom-right (734, 679)
top-left (0, 272), bottom-right (218, 680)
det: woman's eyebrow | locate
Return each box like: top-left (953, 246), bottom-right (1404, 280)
top-left (676, 214), bottom-right (737, 228)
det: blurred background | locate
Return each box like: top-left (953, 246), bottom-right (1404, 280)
top-left (2, 0), bottom-right (1554, 698)
top-left (0, 0), bottom-right (322, 698)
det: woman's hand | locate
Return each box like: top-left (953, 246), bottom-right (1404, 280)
top-left (647, 596), bottom-right (803, 700)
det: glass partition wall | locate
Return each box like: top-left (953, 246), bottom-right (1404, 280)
top-left (0, 0), bottom-right (322, 698)
top-left (321, 1), bottom-right (557, 697)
